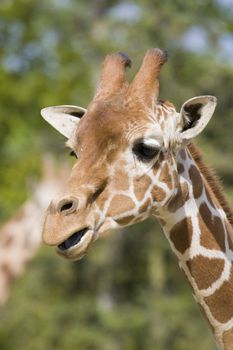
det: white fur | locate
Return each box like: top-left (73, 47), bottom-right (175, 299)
top-left (41, 105), bottom-right (87, 138)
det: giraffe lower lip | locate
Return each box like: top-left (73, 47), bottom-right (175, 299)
top-left (57, 228), bottom-right (89, 251)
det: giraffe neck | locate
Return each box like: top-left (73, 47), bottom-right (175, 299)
top-left (156, 145), bottom-right (233, 350)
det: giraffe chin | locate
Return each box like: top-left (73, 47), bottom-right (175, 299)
top-left (56, 228), bottom-right (96, 261)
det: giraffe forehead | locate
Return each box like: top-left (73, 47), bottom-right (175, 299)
top-left (73, 112), bottom-right (125, 154)
top-left (76, 109), bottom-right (160, 148)
top-left (71, 100), bottom-right (179, 156)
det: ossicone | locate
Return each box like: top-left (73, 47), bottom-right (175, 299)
top-left (129, 48), bottom-right (168, 107)
top-left (95, 52), bottom-right (132, 99)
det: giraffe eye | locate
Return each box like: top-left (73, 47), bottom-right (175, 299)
top-left (133, 142), bottom-right (160, 162)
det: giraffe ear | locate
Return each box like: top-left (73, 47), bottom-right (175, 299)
top-left (41, 105), bottom-right (87, 138)
top-left (179, 96), bottom-right (217, 142)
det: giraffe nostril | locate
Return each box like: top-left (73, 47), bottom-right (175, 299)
top-left (60, 202), bottom-right (73, 212)
top-left (57, 197), bottom-right (78, 215)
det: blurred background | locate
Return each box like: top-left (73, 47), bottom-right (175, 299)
top-left (0, 0), bottom-right (233, 349)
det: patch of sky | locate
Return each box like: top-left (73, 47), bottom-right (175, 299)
top-left (108, 2), bottom-right (141, 22)
top-left (181, 26), bottom-right (208, 53)
top-left (3, 54), bottom-right (27, 73)
top-left (40, 30), bottom-right (59, 49)
top-left (215, 0), bottom-right (233, 11)
top-left (50, 0), bottom-right (73, 8)
top-left (23, 43), bottom-right (42, 60)
top-left (7, 22), bottom-right (25, 49)
top-left (219, 34), bottom-right (233, 63)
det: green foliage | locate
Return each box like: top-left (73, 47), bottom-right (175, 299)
top-left (0, 222), bottom-right (216, 350)
top-left (0, 0), bottom-right (232, 349)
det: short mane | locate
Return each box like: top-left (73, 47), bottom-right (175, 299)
top-left (188, 143), bottom-right (233, 226)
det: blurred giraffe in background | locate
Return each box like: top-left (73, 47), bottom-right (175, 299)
top-left (41, 49), bottom-right (233, 350)
top-left (0, 157), bottom-right (68, 305)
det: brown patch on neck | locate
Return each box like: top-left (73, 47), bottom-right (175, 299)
top-left (168, 182), bottom-right (189, 213)
top-left (189, 165), bottom-right (203, 198)
top-left (204, 265), bottom-right (233, 323)
top-left (186, 255), bottom-right (224, 290)
top-left (223, 328), bottom-right (233, 350)
top-left (199, 203), bottom-right (226, 252)
top-left (188, 143), bottom-right (233, 226)
top-left (169, 217), bottom-right (193, 253)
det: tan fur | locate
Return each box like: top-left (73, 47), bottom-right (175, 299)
top-left (95, 52), bottom-right (131, 100)
top-left (129, 48), bottom-right (168, 106)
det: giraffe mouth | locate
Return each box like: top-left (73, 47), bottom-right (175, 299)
top-left (56, 227), bottom-right (95, 260)
top-left (57, 228), bottom-right (89, 251)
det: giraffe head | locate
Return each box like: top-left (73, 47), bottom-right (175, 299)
top-left (41, 49), bottom-right (217, 260)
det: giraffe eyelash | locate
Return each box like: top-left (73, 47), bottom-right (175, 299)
top-left (69, 150), bottom-right (78, 158)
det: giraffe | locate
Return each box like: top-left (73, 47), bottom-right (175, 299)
top-left (0, 157), bottom-right (68, 305)
top-left (41, 49), bottom-right (233, 350)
